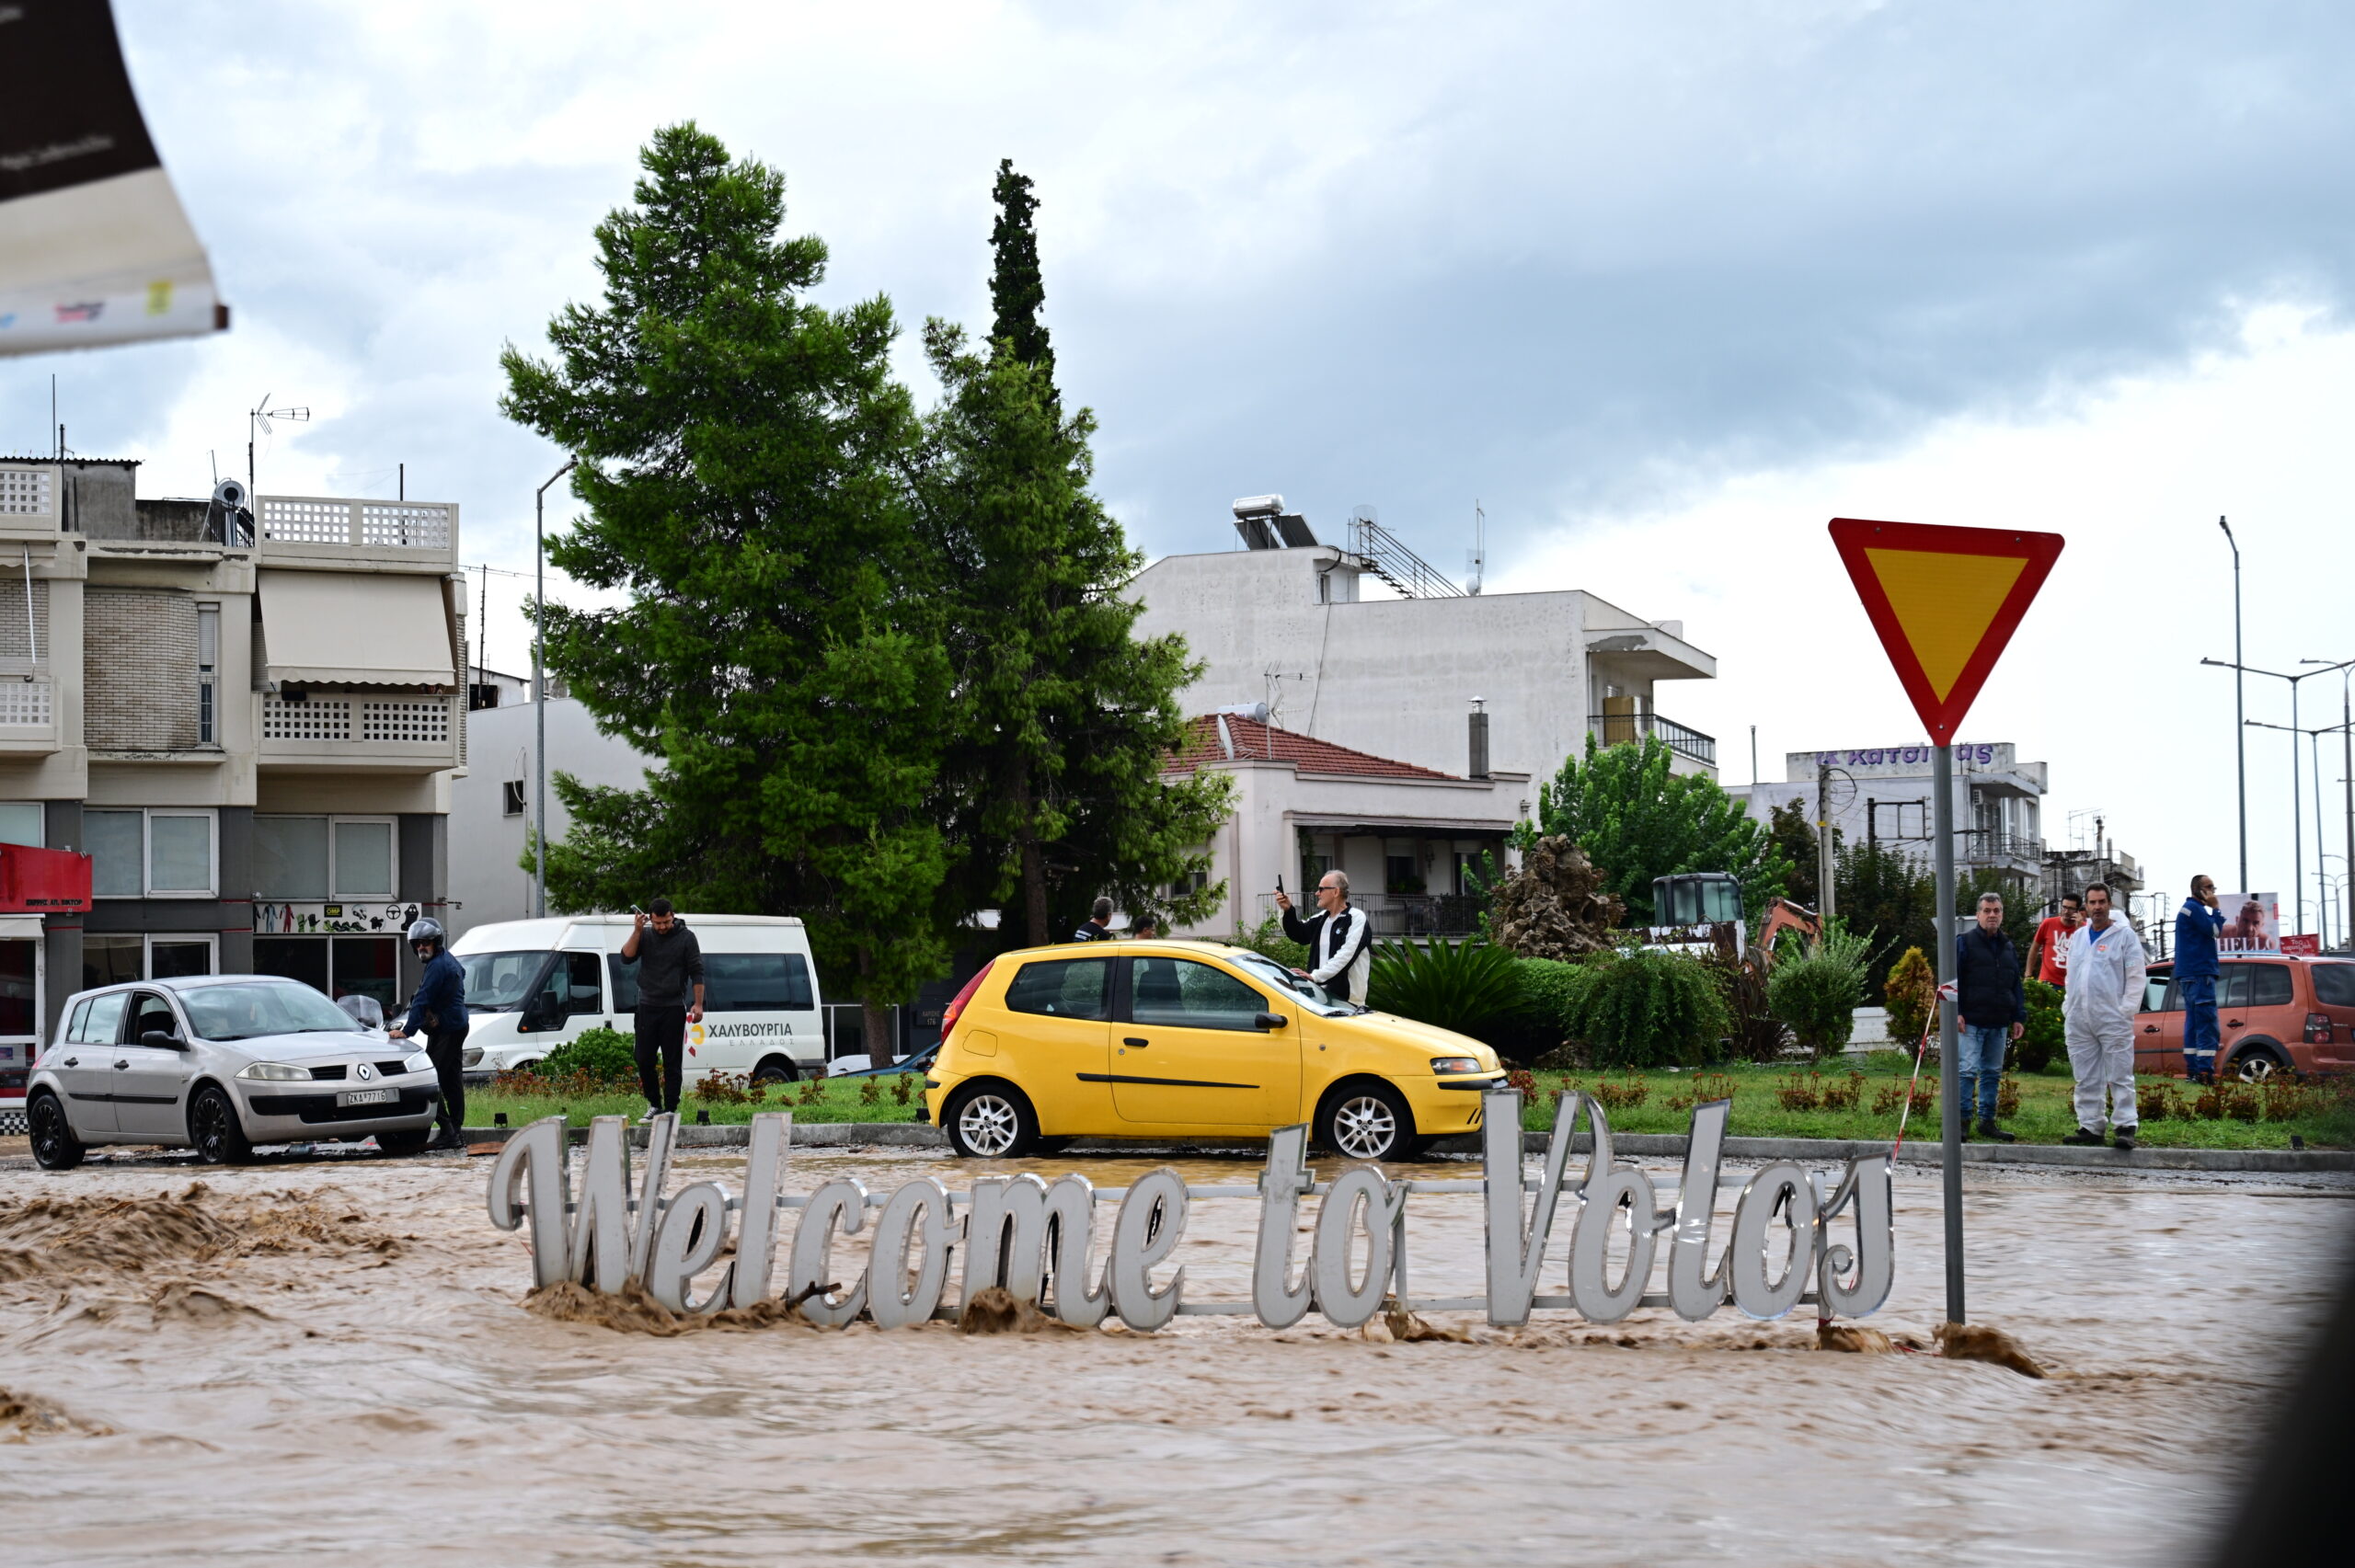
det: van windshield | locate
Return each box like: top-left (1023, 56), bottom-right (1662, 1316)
top-left (461, 951), bottom-right (551, 1012)
top-left (1224, 952), bottom-right (1356, 1016)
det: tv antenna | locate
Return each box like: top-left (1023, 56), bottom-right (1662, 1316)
top-left (1466, 499), bottom-right (1486, 596)
top-left (247, 392), bottom-right (312, 497)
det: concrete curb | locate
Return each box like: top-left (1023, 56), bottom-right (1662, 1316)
top-left (453, 1119), bottom-right (2355, 1175)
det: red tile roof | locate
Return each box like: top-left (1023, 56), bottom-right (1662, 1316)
top-left (1167, 714), bottom-right (1457, 781)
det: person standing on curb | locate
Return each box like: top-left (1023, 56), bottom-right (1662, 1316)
top-left (2175, 874), bottom-right (2225, 1084)
top-left (1274, 870), bottom-right (1373, 1006)
top-left (2061, 882), bottom-right (2148, 1150)
top-left (618, 898), bottom-right (705, 1118)
top-left (1953, 891), bottom-right (2025, 1142)
top-left (2027, 891), bottom-right (2083, 990)
top-left (388, 916), bottom-right (468, 1151)
top-left (1072, 898), bottom-right (1116, 942)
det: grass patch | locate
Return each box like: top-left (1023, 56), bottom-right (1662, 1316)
top-left (1515, 1055), bottom-right (2352, 1150)
top-left (466, 1072), bottom-right (927, 1129)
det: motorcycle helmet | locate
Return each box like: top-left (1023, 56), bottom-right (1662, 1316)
top-left (405, 916), bottom-right (446, 950)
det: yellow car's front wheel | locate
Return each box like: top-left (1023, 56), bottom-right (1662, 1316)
top-left (1315, 1081), bottom-right (1419, 1162)
top-left (945, 1082), bottom-right (1039, 1159)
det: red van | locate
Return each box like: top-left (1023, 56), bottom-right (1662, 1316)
top-left (2134, 956), bottom-right (2355, 1081)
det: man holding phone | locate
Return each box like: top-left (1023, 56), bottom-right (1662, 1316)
top-left (617, 897), bottom-right (706, 1117)
top-left (1274, 871), bottom-right (1373, 1006)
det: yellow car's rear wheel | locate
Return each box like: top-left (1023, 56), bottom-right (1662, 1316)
top-left (945, 1082), bottom-right (1038, 1159)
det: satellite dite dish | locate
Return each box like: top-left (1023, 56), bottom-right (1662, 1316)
top-left (212, 477), bottom-right (248, 511)
top-left (0, 2), bottom-right (228, 357)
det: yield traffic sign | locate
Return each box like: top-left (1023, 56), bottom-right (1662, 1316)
top-left (1828, 518), bottom-right (2064, 744)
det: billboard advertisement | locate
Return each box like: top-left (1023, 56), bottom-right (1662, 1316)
top-left (2216, 892), bottom-right (2280, 954)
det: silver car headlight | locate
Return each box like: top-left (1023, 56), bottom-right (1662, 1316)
top-left (405, 1051), bottom-right (434, 1075)
top-left (237, 1061), bottom-right (311, 1082)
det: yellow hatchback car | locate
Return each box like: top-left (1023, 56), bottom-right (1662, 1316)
top-left (924, 940), bottom-right (1505, 1162)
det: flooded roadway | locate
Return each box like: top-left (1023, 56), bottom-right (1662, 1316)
top-left (0, 1141), bottom-right (2346, 1566)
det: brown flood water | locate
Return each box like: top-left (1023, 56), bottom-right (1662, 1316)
top-left (0, 1140), bottom-right (2347, 1566)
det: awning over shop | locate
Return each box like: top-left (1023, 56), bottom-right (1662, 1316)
top-left (258, 570), bottom-right (454, 687)
top-left (1288, 814), bottom-right (1517, 838)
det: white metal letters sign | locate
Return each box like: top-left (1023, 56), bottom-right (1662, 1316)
top-left (487, 1088), bottom-right (1895, 1328)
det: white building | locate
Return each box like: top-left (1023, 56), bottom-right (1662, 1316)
top-left (1163, 712), bottom-right (1528, 941)
top-left (447, 693), bottom-right (645, 939)
top-left (1127, 509), bottom-right (1718, 785)
top-left (1748, 742), bottom-right (2048, 887)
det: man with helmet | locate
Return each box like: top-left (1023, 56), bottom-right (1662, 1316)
top-left (389, 916), bottom-right (469, 1150)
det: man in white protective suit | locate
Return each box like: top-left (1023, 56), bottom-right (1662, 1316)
top-left (2060, 882), bottom-right (2148, 1151)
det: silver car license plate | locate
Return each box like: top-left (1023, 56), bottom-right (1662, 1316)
top-left (338, 1087), bottom-right (397, 1107)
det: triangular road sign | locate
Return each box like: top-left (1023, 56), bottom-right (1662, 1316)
top-left (1828, 518), bottom-right (2064, 744)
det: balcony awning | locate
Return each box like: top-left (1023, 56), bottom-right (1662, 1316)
top-left (258, 570), bottom-right (454, 687)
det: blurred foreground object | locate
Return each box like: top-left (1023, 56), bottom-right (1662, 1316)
top-left (0, 0), bottom-right (225, 356)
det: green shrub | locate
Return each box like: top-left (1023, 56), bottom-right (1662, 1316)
top-left (1226, 912), bottom-right (1309, 971)
top-left (1502, 956), bottom-right (1596, 1064)
top-left (2016, 979), bottom-right (2063, 1074)
top-left (539, 1025), bottom-right (638, 1086)
top-left (1884, 945), bottom-right (1935, 1047)
top-left (1366, 938), bottom-right (1526, 1043)
top-left (1557, 948), bottom-right (1728, 1070)
top-left (1768, 925), bottom-right (1871, 1059)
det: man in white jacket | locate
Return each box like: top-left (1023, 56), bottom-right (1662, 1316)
top-left (1274, 870), bottom-right (1373, 1006)
top-left (2061, 882), bottom-right (2148, 1150)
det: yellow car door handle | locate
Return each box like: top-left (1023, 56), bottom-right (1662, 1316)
top-left (1123, 1037), bottom-right (1148, 1047)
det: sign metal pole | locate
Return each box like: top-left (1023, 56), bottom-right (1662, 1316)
top-left (1933, 744), bottom-right (1964, 1323)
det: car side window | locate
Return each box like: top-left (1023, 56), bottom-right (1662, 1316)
top-left (2247, 966), bottom-right (2294, 1008)
top-left (1003, 957), bottom-right (1111, 1021)
top-left (62, 999), bottom-right (89, 1043)
top-left (1131, 958), bottom-right (1269, 1032)
top-left (2312, 966), bottom-right (2355, 1008)
top-left (78, 993), bottom-right (129, 1044)
top-left (2220, 967), bottom-right (2250, 1010)
top-left (2141, 975), bottom-right (2174, 1013)
top-left (122, 990), bottom-right (176, 1043)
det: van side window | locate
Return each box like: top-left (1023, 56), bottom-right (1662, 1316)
top-left (2219, 967), bottom-right (2250, 1010)
top-left (1003, 957), bottom-right (1111, 1021)
top-left (2247, 965), bottom-right (2293, 1008)
top-left (534, 954), bottom-right (603, 1020)
top-left (607, 955), bottom-right (639, 1015)
top-left (703, 952), bottom-right (814, 1012)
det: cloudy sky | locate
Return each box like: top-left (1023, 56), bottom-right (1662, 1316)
top-left (13, 1), bottom-right (2355, 933)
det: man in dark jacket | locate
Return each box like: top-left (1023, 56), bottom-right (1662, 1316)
top-left (1072, 898), bottom-right (1116, 942)
top-left (1954, 892), bottom-right (2026, 1141)
top-left (618, 898), bottom-right (705, 1116)
top-left (388, 916), bottom-right (468, 1150)
top-left (2175, 874), bottom-right (2225, 1083)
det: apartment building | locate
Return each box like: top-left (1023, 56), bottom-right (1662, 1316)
top-left (0, 456), bottom-right (465, 1067)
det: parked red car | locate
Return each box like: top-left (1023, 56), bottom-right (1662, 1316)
top-left (2135, 956), bottom-right (2355, 1082)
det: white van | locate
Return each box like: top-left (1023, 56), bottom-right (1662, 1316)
top-left (450, 915), bottom-right (824, 1085)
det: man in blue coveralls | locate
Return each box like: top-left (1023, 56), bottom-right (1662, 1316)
top-left (2175, 875), bottom-right (2225, 1084)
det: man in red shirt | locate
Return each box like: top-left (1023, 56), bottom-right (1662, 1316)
top-left (2026, 893), bottom-right (2083, 989)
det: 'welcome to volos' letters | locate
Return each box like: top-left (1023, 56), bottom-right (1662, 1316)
top-left (486, 1088), bottom-right (1895, 1328)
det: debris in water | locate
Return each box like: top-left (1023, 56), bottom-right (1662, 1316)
top-left (521, 1278), bottom-right (816, 1336)
top-left (1381, 1299), bottom-right (1474, 1344)
top-left (1934, 1322), bottom-right (2045, 1379)
top-left (958, 1286), bottom-right (1079, 1335)
top-left (1817, 1322), bottom-right (1896, 1354)
top-left (0, 1387), bottom-right (112, 1442)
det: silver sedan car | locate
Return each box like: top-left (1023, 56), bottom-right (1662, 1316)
top-left (24, 975), bottom-right (442, 1168)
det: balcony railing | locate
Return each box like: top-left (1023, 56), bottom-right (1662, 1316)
top-left (256, 495), bottom-right (458, 567)
top-left (1589, 711), bottom-right (1717, 767)
top-left (258, 691), bottom-right (463, 771)
top-left (1961, 830), bottom-right (2045, 866)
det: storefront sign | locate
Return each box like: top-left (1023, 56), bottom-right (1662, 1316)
top-left (254, 900), bottom-right (425, 936)
top-left (487, 1090), bottom-right (1896, 1329)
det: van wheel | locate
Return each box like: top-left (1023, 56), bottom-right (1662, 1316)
top-left (2230, 1046), bottom-right (2291, 1083)
top-left (27, 1092), bottom-right (84, 1171)
top-left (1315, 1082), bottom-right (1416, 1162)
top-left (751, 1057), bottom-right (798, 1085)
top-left (190, 1086), bottom-right (255, 1166)
top-left (945, 1083), bottom-right (1037, 1159)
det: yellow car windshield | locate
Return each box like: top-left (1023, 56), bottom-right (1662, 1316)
top-left (1227, 952), bottom-right (1356, 1016)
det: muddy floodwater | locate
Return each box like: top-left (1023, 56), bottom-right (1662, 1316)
top-left (0, 1139), bottom-right (2346, 1566)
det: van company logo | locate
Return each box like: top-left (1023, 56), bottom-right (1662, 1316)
top-left (703, 1021), bottom-right (790, 1038)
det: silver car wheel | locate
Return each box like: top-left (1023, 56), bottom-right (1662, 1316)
top-left (957, 1093), bottom-right (1022, 1157)
top-left (1333, 1093), bottom-right (1398, 1160)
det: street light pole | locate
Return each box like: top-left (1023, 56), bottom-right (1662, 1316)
top-left (2220, 518), bottom-right (2246, 887)
top-left (534, 457), bottom-right (578, 921)
top-left (2203, 655), bottom-right (2336, 924)
top-left (2302, 659), bottom-right (2355, 951)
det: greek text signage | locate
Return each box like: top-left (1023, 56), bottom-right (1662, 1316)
top-left (488, 1090), bottom-right (1895, 1328)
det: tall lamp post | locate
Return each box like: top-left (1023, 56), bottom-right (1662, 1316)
top-left (2219, 518), bottom-right (2246, 887)
top-left (2302, 658), bottom-right (2355, 951)
top-left (534, 458), bottom-right (578, 920)
top-left (2201, 656), bottom-right (2334, 924)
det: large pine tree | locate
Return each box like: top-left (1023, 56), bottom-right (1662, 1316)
top-left (916, 160), bottom-right (1227, 944)
top-left (500, 123), bottom-right (955, 1060)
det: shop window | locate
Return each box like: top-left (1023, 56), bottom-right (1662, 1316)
top-left (331, 937), bottom-right (401, 1011)
top-left (83, 934), bottom-right (144, 989)
top-left (255, 937), bottom-right (330, 995)
top-left (0, 939), bottom-right (33, 1036)
top-left (149, 938), bottom-right (214, 979)
top-left (0, 801), bottom-right (43, 849)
